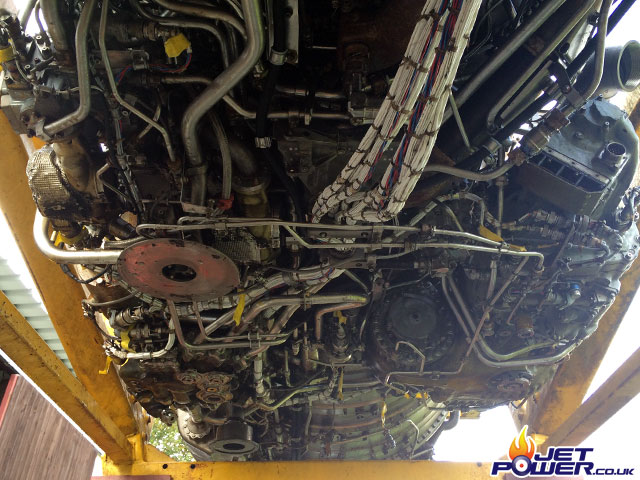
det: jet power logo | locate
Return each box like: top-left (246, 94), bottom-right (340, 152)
top-left (491, 426), bottom-right (635, 477)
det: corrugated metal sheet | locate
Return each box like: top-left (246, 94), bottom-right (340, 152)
top-left (0, 258), bottom-right (74, 372)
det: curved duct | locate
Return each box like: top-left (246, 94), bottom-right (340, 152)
top-left (577, 40), bottom-right (640, 98)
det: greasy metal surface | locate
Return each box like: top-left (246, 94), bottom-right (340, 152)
top-left (542, 346), bottom-right (640, 448)
top-left (0, 111), bottom-right (138, 436)
top-left (0, 289), bottom-right (132, 462)
top-left (102, 458), bottom-right (495, 479)
top-left (117, 238), bottom-right (240, 301)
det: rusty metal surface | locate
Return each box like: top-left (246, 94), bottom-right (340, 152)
top-left (117, 238), bottom-right (240, 301)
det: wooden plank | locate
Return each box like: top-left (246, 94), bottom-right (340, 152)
top-left (0, 376), bottom-right (98, 480)
top-left (0, 290), bottom-right (133, 462)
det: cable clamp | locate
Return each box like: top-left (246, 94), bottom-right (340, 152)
top-left (255, 137), bottom-right (272, 149)
top-left (269, 48), bottom-right (287, 66)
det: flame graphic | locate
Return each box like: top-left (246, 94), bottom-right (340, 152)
top-left (508, 426), bottom-right (536, 460)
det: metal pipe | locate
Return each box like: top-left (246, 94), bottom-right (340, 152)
top-left (208, 111), bottom-right (232, 202)
top-left (181, 0), bottom-right (264, 205)
top-left (34, 211), bottom-right (121, 264)
top-left (152, 0), bottom-right (246, 37)
top-left (98, 0), bottom-right (176, 162)
top-left (421, 162), bottom-right (514, 182)
top-left (39, 0), bottom-right (70, 53)
top-left (42, 0), bottom-right (97, 136)
top-left (19, 0), bottom-right (37, 28)
top-left (443, 0), bottom-right (567, 121)
top-left (129, 0), bottom-right (230, 69)
top-left (447, 274), bottom-right (555, 362)
top-left (275, 85), bottom-right (346, 100)
top-left (314, 301), bottom-right (368, 342)
top-left (109, 318), bottom-right (175, 360)
top-left (487, 0), bottom-right (597, 129)
top-left (577, 0), bottom-right (612, 102)
top-left (448, 92), bottom-right (471, 150)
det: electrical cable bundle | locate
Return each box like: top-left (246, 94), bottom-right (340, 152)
top-left (311, 0), bottom-right (482, 223)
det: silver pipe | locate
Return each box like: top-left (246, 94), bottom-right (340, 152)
top-left (448, 91), bottom-right (470, 150)
top-left (98, 0), bottom-right (176, 163)
top-left (246, 283), bottom-right (328, 358)
top-left (487, 0), bottom-right (597, 129)
top-left (238, 294), bottom-right (367, 329)
top-left (152, 0), bottom-right (246, 37)
top-left (39, 0), bottom-right (70, 53)
top-left (447, 275), bottom-right (556, 363)
top-left (208, 111), bottom-right (233, 201)
top-left (34, 211), bottom-right (121, 264)
top-left (43, 0), bottom-right (97, 136)
top-left (109, 318), bottom-right (175, 359)
top-left (275, 85), bottom-right (346, 100)
top-left (129, 0), bottom-right (230, 69)
top-left (160, 77), bottom-right (351, 121)
top-left (578, 0), bottom-right (612, 102)
top-left (444, 0), bottom-right (567, 122)
top-left (421, 162), bottom-right (514, 182)
top-left (314, 301), bottom-right (368, 342)
top-left (19, 0), bottom-right (37, 28)
top-left (181, 0), bottom-right (264, 205)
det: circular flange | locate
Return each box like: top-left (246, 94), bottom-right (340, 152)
top-left (117, 238), bottom-right (240, 302)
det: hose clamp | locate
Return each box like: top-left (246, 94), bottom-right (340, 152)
top-left (255, 137), bottom-right (272, 149)
top-left (269, 48), bottom-right (287, 66)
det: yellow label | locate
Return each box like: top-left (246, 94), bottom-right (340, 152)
top-left (164, 33), bottom-right (191, 58)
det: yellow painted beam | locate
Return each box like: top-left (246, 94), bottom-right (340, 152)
top-left (102, 459), bottom-right (496, 480)
top-left (0, 112), bottom-right (138, 438)
top-left (542, 346), bottom-right (640, 449)
top-left (0, 290), bottom-right (133, 462)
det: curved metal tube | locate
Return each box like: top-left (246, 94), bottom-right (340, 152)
top-left (129, 0), bottom-right (230, 69)
top-left (152, 0), bottom-right (246, 37)
top-left (208, 111), bottom-right (232, 202)
top-left (314, 301), bottom-right (368, 342)
top-left (39, 0), bottom-right (70, 53)
top-left (34, 211), bottom-right (121, 264)
top-left (161, 77), bottom-right (350, 120)
top-left (181, 0), bottom-right (264, 205)
top-left (98, 0), bottom-right (175, 162)
top-left (19, 0), bottom-right (37, 28)
top-left (421, 162), bottom-right (514, 182)
top-left (109, 319), bottom-right (175, 359)
top-left (43, 0), bottom-right (97, 136)
top-left (444, 0), bottom-right (566, 122)
top-left (171, 295), bottom-right (364, 351)
top-left (577, 0), bottom-right (612, 101)
top-left (487, 0), bottom-right (598, 129)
